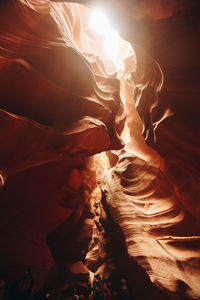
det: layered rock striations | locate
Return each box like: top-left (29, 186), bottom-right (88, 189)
top-left (0, 0), bottom-right (200, 299)
top-left (0, 0), bottom-right (124, 291)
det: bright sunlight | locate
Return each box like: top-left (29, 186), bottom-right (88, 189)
top-left (88, 9), bottom-right (122, 64)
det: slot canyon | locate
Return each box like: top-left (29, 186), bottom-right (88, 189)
top-left (0, 0), bottom-right (200, 299)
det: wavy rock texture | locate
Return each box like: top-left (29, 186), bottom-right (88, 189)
top-left (0, 0), bottom-right (200, 299)
top-left (99, 151), bottom-right (200, 299)
top-left (0, 0), bottom-right (124, 292)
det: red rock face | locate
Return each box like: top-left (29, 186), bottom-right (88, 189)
top-left (0, 0), bottom-right (124, 293)
top-left (0, 0), bottom-right (200, 299)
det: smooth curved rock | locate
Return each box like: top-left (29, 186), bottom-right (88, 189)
top-left (0, 0), bottom-right (200, 298)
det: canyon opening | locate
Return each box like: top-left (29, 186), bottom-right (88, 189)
top-left (0, 0), bottom-right (200, 300)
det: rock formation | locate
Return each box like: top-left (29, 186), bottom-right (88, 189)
top-left (0, 0), bottom-right (199, 299)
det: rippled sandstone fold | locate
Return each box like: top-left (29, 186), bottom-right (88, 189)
top-left (0, 0), bottom-right (200, 298)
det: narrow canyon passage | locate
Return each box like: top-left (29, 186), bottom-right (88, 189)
top-left (0, 1), bottom-right (200, 299)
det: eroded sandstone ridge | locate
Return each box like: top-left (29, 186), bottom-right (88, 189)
top-left (0, 0), bottom-right (199, 299)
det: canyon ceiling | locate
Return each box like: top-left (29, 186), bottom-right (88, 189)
top-left (0, 0), bottom-right (200, 299)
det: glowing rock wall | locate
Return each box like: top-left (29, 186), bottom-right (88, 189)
top-left (0, 0), bottom-right (200, 299)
